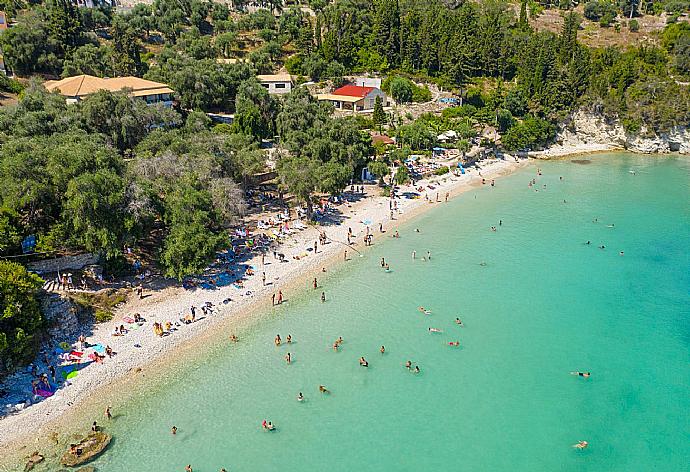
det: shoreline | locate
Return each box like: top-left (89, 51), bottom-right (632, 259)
top-left (0, 157), bottom-right (529, 469)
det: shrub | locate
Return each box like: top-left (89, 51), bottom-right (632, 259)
top-left (434, 166), bottom-right (450, 175)
top-left (94, 309), bottom-right (114, 323)
top-left (0, 261), bottom-right (44, 372)
top-left (628, 19), bottom-right (639, 32)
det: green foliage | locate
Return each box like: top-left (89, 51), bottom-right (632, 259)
top-left (372, 96), bottom-right (387, 126)
top-left (0, 260), bottom-right (44, 372)
top-left (628, 19), bottom-right (640, 32)
top-left (393, 163), bottom-right (410, 184)
top-left (584, 1), bottom-right (619, 22)
top-left (94, 309), bottom-right (114, 323)
top-left (434, 166), bottom-right (450, 175)
top-left (386, 76), bottom-right (413, 103)
top-left (502, 117), bottom-right (555, 151)
top-left (368, 160), bottom-right (390, 184)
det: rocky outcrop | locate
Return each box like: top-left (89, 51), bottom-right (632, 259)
top-left (546, 110), bottom-right (690, 156)
top-left (60, 432), bottom-right (111, 467)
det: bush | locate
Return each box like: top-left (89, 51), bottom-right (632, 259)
top-left (434, 166), bottom-right (450, 175)
top-left (411, 84), bottom-right (432, 102)
top-left (0, 261), bottom-right (44, 372)
top-left (442, 104), bottom-right (477, 119)
top-left (502, 117), bottom-right (556, 151)
top-left (94, 309), bottom-right (114, 323)
top-left (628, 19), bottom-right (639, 32)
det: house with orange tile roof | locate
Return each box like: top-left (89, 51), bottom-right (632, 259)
top-left (44, 75), bottom-right (174, 106)
top-left (316, 84), bottom-right (387, 112)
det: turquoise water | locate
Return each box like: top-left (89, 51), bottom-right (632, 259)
top-left (91, 154), bottom-right (689, 471)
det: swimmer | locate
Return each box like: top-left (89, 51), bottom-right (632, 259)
top-left (599, 245), bottom-right (605, 249)
top-left (572, 440), bottom-right (588, 449)
top-left (336, 336), bottom-right (343, 345)
top-left (413, 366), bottom-right (420, 374)
top-left (274, 334), bottom-right (282, 346)
top-left (286, 334), bottom-right (292, 344)
top-left (319, 385), bottom-right (329, 393)
top-left (415, 228), bottom-right (420, 232)
top-left (570, 371), bottom-right (591, 378)
top-left (607, 224), bottom-right (615, 228)
top-left (285, 352), bottom-right (291, 364)
top-left (172, 426), bottom-right (177, 435)
top-left (332, 342), bottom-right (339, 351)
top-left (186, 465), bottom-right (193, 472)
top-left (455, 318), bottom-right (464, 326)
top-left (380, 345), bottom-right (385, 354)
top-left (448, 341), bottom-right (460, 347)
top-left (229, 334), bottom-right (238, 342)
top-left (297, 392), bottom-right (304, 402)
top-left (105, 406), bottom-right (112, 420)
top-left (412, 250), bottom-right (416, 259)
top-left (405, 360), bottom-right (412, 370)
top-left (321, 291), bottom-right (326, 302)
top-left (359, 356), bottom-right (369, 367)
top-left (585, 241), bottom-right (591, 245)
top-left (619, 251), bottom-right (624, 256)
top-left (428, 327), bottom-right (442, 333)
top-left (385, 263), bottom-right (390, 271)
top-left (479, 261), bottom-right (487, 266)
top-left (381, 257), bottom-right (386, 267)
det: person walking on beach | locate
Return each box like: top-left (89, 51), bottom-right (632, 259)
top-left (445, 192), bottom-right (449, 202)
top-left (344, 250), bottom-right (348, 261)
top-left (313, 278), bottom-right (318, 289)
top-left (262, 272), bottom-right (266, 286)
top-left (272, 293), bottom-right (276, 306)
top-left (277, 290), bottom-right (283, 304)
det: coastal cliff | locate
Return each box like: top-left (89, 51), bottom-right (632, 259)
top-left (532, 110), bottom-right (690, 158)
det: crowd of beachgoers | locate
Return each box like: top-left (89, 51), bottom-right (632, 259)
top-left (0, 157), bottom-right (529, 469)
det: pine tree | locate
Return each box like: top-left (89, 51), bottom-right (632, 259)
top-left (518, 0), bottom-right (529, 31)
top-left (372, 96), bottom-right (386, 130)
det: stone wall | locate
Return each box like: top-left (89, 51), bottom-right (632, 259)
top-left (26, 254), bottom-right (99, 275)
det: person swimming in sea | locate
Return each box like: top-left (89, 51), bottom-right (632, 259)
top-left (359, 357), bottom-right (369, 367)
top-left (285, 352), bottom-right (291, 364)
top-left (599, 245), bottom-right (606, 249)
top-left (297, 392), bottom-right (304, 402)
top-left (585, 241), bottom-right (591, 245)
top-left (572, 440), bottom-right (588, 449)
top-left (449, 341), bottom-right (460, 347)
top-left (570, 371), bottom-right (591, 378)
top-left (286, 334), bottom-right (292, 344)
top-left (380, 345), bottom-right (385, 354)
top-left (171, 426), bottom-right (177, 435)
top-left (413, 366), bottom-right (420, 374)
top-left (274, 334), bottom-right (282, 346)
top-left (319, 385), bottom-right (329, 393)
top-left (455, 318), bottom-right (464, 326)
top-left (429, 327), bottom-right (442, 333)
top-left (405, 360), bottom-right (412, 370)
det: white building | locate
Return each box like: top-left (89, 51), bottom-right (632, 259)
top-left (257, 74), bottom-right (293, 95)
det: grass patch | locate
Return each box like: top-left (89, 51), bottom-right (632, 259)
top-left (69, 288), bottom-right (130, 323)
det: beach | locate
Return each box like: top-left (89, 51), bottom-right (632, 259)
top-left (0, 156), bottom-right (526, 467)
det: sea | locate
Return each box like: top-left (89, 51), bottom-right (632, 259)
top-left (55, 153), bottom-right (690, 471)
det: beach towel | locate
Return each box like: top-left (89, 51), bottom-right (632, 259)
top-left (123, 316), bottom-right (135, 323)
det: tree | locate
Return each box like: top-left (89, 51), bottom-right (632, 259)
top-left (367, 159), bottom-right (389, 185)
top-left (63, 169), bottom-right (130, 260)
top-left (388, 76), bottom-right (413, 103)
top-left (372, 95), bottom-right (387, 128)
top-left (161, 221), bottom-right (226, 279)
top-left (393, 163), bottom-right (410, 184)
top-left (233, 79), bottom-right (276, 139)
top-left (0, 261), bottom-right (44, 372)
top-left (276, 154), bottom-right (319, 210)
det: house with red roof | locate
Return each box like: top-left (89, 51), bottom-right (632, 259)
top-left (316, 84), bottom-right (388, 112)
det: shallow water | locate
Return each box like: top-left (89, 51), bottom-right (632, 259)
top-left (87, 154), bottom-right (690, 471)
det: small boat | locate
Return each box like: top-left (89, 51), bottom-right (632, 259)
top-left (60, 432), bottom-right (111, 467)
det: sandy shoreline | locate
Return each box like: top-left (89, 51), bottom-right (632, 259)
top-left (0, 156), bottom-right (529, 470)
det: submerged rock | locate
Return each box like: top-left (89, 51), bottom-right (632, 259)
top-left (60, 432), bottom-right (111, 467)
top-left (23, 451), bottom-right (44, 471)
